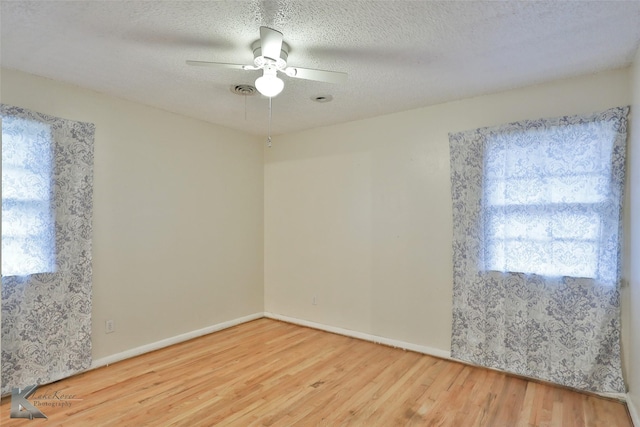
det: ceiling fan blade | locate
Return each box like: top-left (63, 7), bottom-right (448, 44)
top-left (186, 60), bottom-right (250, 70)
top-left (260, 26), bottom-right (283, 61)
top-left (285, 67), bottom-right (348, 84)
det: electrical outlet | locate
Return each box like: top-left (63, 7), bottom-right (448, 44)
top-left (105, 319), bottom-right (115, 334)
top-left (312, 296), bottom-right (317, 305)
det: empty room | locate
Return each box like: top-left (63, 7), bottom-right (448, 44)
top-left (2, 1), bottom-right (640, 426)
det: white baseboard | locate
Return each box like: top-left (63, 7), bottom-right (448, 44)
top-left (628, 394), bottom-right (640, 427)
top-left (90, 312), bottom-right (264, 370)
top-left (263, 312), bottom-right (452, 360)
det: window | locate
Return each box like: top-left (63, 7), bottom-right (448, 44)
top-left (2, 116), bottom-right (56, 276)
top-left (449, 107), bottom-right (628, 393)
top-left (482, 122), bottom-right (619, 282)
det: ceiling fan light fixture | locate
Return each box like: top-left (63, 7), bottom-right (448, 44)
top-left (255, 70), bottom-right (284, 97)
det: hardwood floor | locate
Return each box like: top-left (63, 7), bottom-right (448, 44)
top-left (0, 318), bottom-right (632, 426)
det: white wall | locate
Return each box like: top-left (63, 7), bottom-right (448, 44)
top-left (265, 68), bottom-right (632, 357)
top-left (0, 68), bottom-right (265, 360)
top-left (627, 46), bottom-right (640, 421)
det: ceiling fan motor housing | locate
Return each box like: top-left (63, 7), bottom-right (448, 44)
top-left (252, 39), bottom-right (289, 70)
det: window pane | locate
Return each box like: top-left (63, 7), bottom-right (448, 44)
top-left (2, 165), bottom-right (52, 201)
top-left (551, 240), bottom-right (598, 278)
top-left (483, 120), bottom-right (615, 280)
top-left (1, 116), bottom-right (55, 276)
top-left (548, 174), bottom-right (608, 204)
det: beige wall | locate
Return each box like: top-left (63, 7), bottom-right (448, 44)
top-left (264, 68), bottom-right (632, 356)
top-left (627, 46), bottom-right (640, 414)
top-left (0, 68), bottom-right (265, 360)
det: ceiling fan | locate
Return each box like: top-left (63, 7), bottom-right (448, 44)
top-left (186, 26), bottom-right (347, 97)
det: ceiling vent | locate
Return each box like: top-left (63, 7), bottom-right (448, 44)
top-left (231, 84), bottom-right (258, 96)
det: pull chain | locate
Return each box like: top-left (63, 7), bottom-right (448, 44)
top-left (267, 97), bottom-right (272, 148)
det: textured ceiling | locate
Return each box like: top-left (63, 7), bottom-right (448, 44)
top-left (2, 1), bottom-right (640, 137)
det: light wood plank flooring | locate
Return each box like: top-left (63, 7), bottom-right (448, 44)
top-left (0, 318), bottom-right (632, 426)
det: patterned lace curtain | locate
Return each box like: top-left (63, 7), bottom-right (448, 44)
top-left (1, 104), bottom-right (95, 395)
top-left (448, 107), bottom-right (628, 393)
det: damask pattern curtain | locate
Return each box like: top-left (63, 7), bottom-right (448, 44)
top-left (1, 104), bottom-right (95, 395)
top-left (448, 107), bottom-right (628, 393)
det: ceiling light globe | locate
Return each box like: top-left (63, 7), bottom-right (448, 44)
top-left (255, 74), bottom-right (284, 97)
